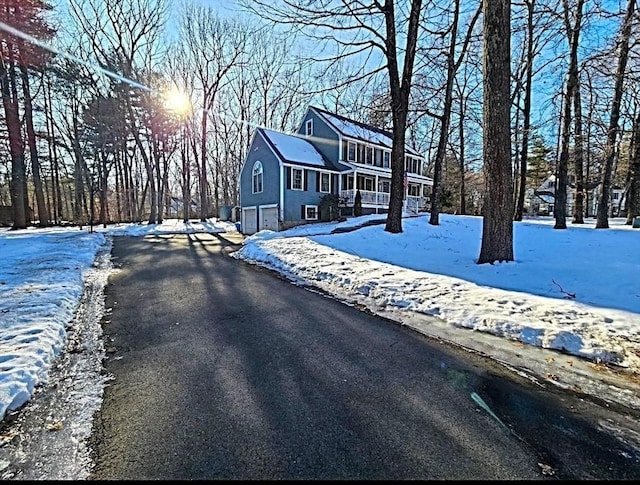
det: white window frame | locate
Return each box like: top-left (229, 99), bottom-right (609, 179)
top-left (252, 161), bottom-right (263, 194)
top-left (292, 168), bottom-right (304, 190)
top-left (383, 151), bottom-right (391, 168)
top-left (347, 141), bottom-right (357, 162)
top-left (365, 146), bottom-right (374, 165)
top-left (320, 172), bottom-right (331, 193)
top-left (305, 119), bottom-right (313, 136)
top-left (304, 205), bottom-right (318, 220)
top-left (359, 176), bottom-right (374, 192)
top-left (379, 180), bottom-right (391, 193)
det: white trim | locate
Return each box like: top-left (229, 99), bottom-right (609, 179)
top-left (307, 106), bottom-right (342, 137)
top-left (305, 119), bottom-right (313, 136)
top-left (304, 204), bottom-right (318, 220)
top-left (319, 172), bottom-right (331, 193)
top-left (259, 204), bottom-right (279, 232)
top-left (241, 206), bottom-right (258, 235)
top-left (346, 140), bottom-right (357, 162)
top-left (251, 160), bottom-right (263, 194)
top-left (280, 162), bottom-right (340, 173)
top-left (279, 163), bottom-right (285, 221)
top-left (340, 161), bottom-right (432, 184)
top-left (255, 129), bottom-right (284, 165)
top-left (291, 167), bottom-right (304, 190)
top-left (238, 130), bottom-right (261, 181)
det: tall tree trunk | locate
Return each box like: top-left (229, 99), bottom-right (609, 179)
top-left (514, 0), bottom-right (536, 221)
top-left (478, 0), bottom-right (514, 264)
top-left (572, 83), bottom-right (585, 223)
top-left (459, 96), bottom-right (466, 215)
top-left (429, 0), bottom-right (460, 226)
top-left (1, 57), bottom-right (27, 229)
top-left (596, 0), bottom-right (635, 228)
top-left (384, 0), bottom-right (422, 234)
top-left (44, 75), bottom-right (62, 224)
top-left (126, 99), bottom-right (157, 224)
top-left (626, 113), bottom-right (640, 224)
top-left (20, 65), bottom-right (49, 226)
top-left (556, 0), bottom-right (584, 229)
top-left (72, 105), bottom-right (85, 226)
top-left (182, 127), bottom-right (191, 222)
top-left (200, 109), bottom-right (209, 221)
top-left (429, 0), bottom-right (481, 226)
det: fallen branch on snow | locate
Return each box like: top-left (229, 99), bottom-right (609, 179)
top-left (552, 279), bottom-right (576, 299)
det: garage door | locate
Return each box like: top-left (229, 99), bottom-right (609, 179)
top-left (242, 207), bottom-right (257, 235)
top-left (260, 206), bottom-right (279, 231)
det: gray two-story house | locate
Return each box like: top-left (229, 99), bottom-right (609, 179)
top-left (239, 105), bottom-right (433, 235)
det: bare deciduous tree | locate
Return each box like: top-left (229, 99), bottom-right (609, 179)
top-left (427, 0), bottom-right (481, 226)
top-left (596, 0), bottom-right (635, 228)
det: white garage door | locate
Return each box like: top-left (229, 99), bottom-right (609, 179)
top-left (242, 207), bottom-right (257, 235)
top-left (260, 206), bottom-right (279, 231)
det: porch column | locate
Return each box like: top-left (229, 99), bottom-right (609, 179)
top-left (375, 174), bottom-right (379, 213)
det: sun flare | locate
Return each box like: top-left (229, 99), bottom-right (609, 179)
top-left (164, 88), bottom-right (191, 115)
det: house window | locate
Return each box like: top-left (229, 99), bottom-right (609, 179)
top-left (383, 151), bottom-right (390, 168)
top-left (320, 172), bottom-right (331, 193)
top-left (305, 205), bottom-right (318, 220)
top-left (343, 174), bottom-right (354, 190)
top-left (408, 184), bottom-right (420, 196)
top-left (405, 156), bottom-right (421, 174)
top-left (357, 144), bottom-right (365, 164)
top-left (379, 180), bottom-right (391, 193)
top-left (252, 161), bottom-right (263, 194)
top-left (358, 176), bottom-right (374, 191)
top-left (365, 146), bottom-right (374, 165)
top-left (347, 142), bottom-right (356, 162)
top-left (305, 119), bottom-right (313, 136)
top-left (365, 178), bottom-right (374, 191)
top-left (292, 168), bottom-right (304, 190)
top-left (374, 149), bottom-right (383, 167)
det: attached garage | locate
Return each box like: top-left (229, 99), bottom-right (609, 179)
top-left (259, 205), bottom-right (279, 232)
top-left (241, 205), bottom-right (279, 235)
top-left (241, 207), bottom-right (257, 235)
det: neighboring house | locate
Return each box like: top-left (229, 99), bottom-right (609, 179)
top-left (532, 174), bottom-right (624, 217)
top-left (168, 196), bottom-right (198, 219)
top-left (238, 105), bottom-right (433, 235)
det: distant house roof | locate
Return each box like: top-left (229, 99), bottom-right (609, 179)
top-left (310, 105), bottom-right (422, 157)
top-left (259, 128), bottom-right (342, 171)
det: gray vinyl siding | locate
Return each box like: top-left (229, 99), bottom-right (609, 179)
top-left (240, 133), bottom-right (281, 208)
top-left (297, 110), bottom-right (341, 168)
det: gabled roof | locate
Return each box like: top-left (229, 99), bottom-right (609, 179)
top-left (258, 128), bottom-right (341, 171)
top-left (309, 105), bottom-right (422, 157)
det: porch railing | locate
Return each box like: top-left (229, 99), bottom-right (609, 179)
top-left (340, 190), bottom-right (428, 213)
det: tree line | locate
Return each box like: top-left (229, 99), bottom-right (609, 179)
top-left (1, 0), bottom-right (639, 264)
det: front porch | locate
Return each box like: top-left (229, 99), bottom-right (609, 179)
top-left (339, 189), bottom-right (429, 214)
top-left (339, 172), bottom-right (431, 214)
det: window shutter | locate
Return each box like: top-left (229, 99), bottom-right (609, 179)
top-left (301, 205), bottom-right (306, 219)
top-left (316, 171), bottom-right (320, 192)
top-left (304, 170), bottom-right (309, 191)
top-left (332, 174), bottom-right (338, 194)
top-left (286, 167), bottom-right (291, 189)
